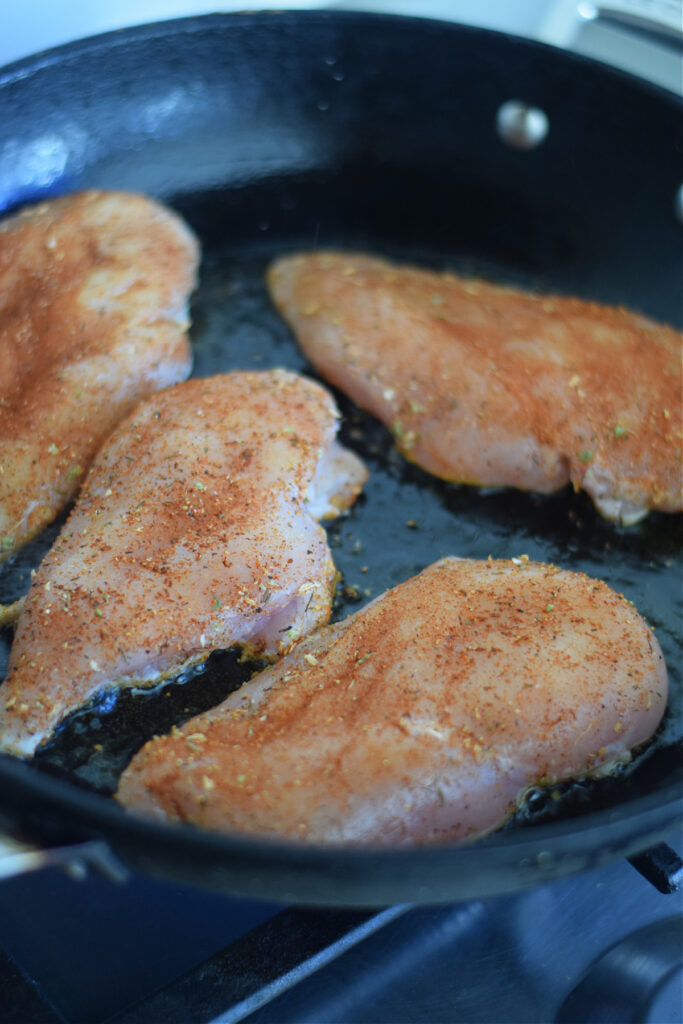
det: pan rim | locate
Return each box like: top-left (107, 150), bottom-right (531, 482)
top-left (1, 748), bottom-right (680, 903)
top-left (1, 8), bottom-right (681, 108)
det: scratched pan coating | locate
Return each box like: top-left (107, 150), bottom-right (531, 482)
top-left (0, 12), bottom-right (680, 904)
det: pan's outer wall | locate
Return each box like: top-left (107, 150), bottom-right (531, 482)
top-left (1, 12), bottom-right (681, 324)
top-left (0, 12), bottom-right (681, 905)
top-left (0, 753), bottom-right (681, 906)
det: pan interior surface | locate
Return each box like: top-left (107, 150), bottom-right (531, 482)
top-left (0, 12), bottom-right (680, 903)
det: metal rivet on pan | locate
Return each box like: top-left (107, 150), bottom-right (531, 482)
top-left (496, 100), bottom-right (549, 150)
top-left (675, 184), bottom-right (683, 225)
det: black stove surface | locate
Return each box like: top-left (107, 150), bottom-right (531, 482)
top-left (0, 866), bottom-right (280, 1023)
top-left (1, 849), bottom-right (681, 1024)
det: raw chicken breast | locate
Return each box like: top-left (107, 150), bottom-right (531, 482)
top-left (0, 190), bottom-right (199, 560)
top-left (116, 556), bottom-right (667, 846)
top-left (268, 252), bottom-right (682, 525)
top-left (0, 370), bottom-right (367, 757)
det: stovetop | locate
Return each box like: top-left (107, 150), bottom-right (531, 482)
top-left (1, 848), bottom-right (681, 1023)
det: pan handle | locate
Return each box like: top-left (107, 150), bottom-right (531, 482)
top-left (537, 0), bottom-right (683, 48)
top-left (0, 830), bottom-right (129, 884)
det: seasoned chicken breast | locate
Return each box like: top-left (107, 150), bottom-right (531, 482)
top-left (0, 370), bottom-right (367, 757)
top-left (268, 252), bottom-right (682, 525)
top-left (0, 190), bottom-right (199, 560)
top-left (116, 556), bottom-right (667, 846)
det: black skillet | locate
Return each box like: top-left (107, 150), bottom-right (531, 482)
top-left (0, 11), bottom-right (681, 906)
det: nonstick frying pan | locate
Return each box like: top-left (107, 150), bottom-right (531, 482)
top-left (0, 11), bottom-right (681, 906)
